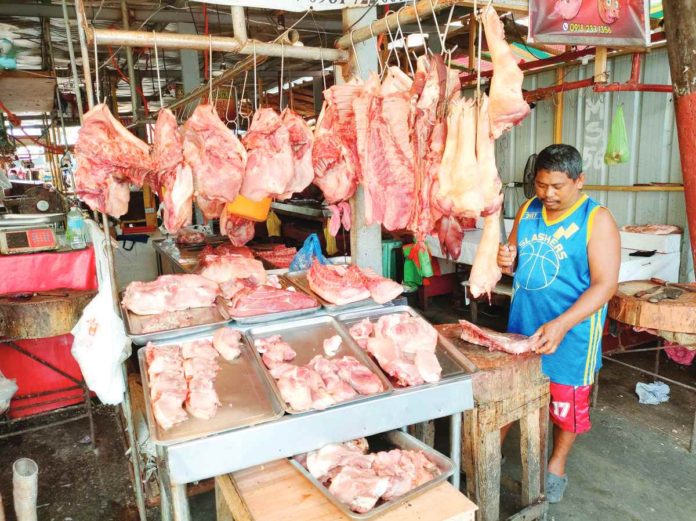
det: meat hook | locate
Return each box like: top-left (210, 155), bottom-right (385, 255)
top-left (412, 0), bottom-right (432, 56)
top-left (383, 12), bottom-right (400, 77)
top-left (152, 31), bottom-right (163, 109)
top-left (208, 35), bottom-right (213, 104)
top-left (396, 6), bottom-right (415, 76)
top-left (369, 20), bottom-right (383, 77)
top-left (279, 41), bottom-right (285, 110)
top-left (349, 30), bottom-right (363, 79)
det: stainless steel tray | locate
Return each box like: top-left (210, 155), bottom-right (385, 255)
top-left (219, 277), bottom-right (322, 325)
top-left (122, 302), bottom-right (230, 346)
top-left (336, 305), bottom-right (471, 390)
top-left (138, 329), bottom-right (284, 446)
top-left (284, 270), bottom-right (380, 312)
top-left (290, 430), bottom-right (455, 520)
top-left (244, 315), bottom-right (393, 414)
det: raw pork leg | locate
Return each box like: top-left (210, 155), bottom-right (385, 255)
top-left (468, 211), bottom-right (503, 300)
top-left (182, 104), bottom-right (247, 218)
top-left (240, 108), bottom-right (294, 201)
top-left (482, 7), bottom-right (531, 138)
top-left (459, 319), bottom-right (534, 354)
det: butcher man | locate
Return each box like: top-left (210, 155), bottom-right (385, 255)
top-left (497, 144), bottom-right (620, 503)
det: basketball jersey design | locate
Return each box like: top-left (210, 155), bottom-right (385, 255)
top-left (508, 195), bottom-right (606, 386)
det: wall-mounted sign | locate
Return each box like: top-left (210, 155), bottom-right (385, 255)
top-left (528, 0), bottom-right (651, 47)
top-left (191, 0), bottom-right (404, 12)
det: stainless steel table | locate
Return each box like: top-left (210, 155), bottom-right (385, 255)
top-left (156, 374), bottom-right (474, 521)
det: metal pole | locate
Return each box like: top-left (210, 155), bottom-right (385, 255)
top-left (61, 0), bottom-right (83, 121)
top-left (663, 1), bottom-right (696, 271)
top-left (449, 413), bottom-right (462, 490)
top-left (121, 365), bottom-right (148, 521)
top-left (74, 0), bottom-right (94, 108)
top-left (120, 0), bottom-right (140, 122)
top-left (231, 6), bottom-right (247, 43)
top-left (90, 28), bottom-right (347, 62)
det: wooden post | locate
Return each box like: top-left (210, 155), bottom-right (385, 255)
top-left (468, 15), bottom-right (477, 73)
top-left (594, 46), bottom-right (608, 84)
top-left (342, 7), bottom-right (383, 274)
top-left (663, 1), bottom-right (696, 270)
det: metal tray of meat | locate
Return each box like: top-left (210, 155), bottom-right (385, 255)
top-left (122, 301), bottom-right (231, 346)
top-left (219, 277), bottom-right (323, 326)
top-left (244, 315), bottom-right (393, 415)
top-left (289, 430), bottom-right (455, 520)
top-left (284, 270), bottom-right (383, 313)
top-left (138, 329), bottom-right (284, 446)
top-left (335, 305), bottom-right (473, 389)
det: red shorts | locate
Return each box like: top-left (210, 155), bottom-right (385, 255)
top-left (549, 382), bottom-right (592, 434)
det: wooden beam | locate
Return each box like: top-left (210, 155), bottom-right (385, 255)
top-left (594, 47), bottom-right (608, 83)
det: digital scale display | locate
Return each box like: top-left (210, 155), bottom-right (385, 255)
top-left (0, 227), bottom-right (58, 255)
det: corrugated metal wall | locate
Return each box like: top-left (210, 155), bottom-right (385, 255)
top-left (494, 47), bottom-right (693, 281)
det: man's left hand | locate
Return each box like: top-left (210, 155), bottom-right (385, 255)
top-left (531, 319), bottom-right (570, 355)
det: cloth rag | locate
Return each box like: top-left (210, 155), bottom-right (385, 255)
top-left (664, 344), bottom-right (696, 366)
top-left (635, 381), bottom-right (670, 405)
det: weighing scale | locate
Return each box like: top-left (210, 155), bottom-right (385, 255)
top-left (0, 227), bottom-right (58, 255)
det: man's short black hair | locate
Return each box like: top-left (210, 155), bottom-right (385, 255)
top-left (535, 144), bottom-right (583, 180)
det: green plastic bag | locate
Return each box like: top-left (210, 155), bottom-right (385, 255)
top-left (604, 105), bottom-right (629, 165)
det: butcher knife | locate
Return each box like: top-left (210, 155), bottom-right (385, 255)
top-left (649, 278), bottom-right (696, 294)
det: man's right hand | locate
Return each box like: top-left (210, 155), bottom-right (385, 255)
top-left (497, 244), bottom-right (517, 275)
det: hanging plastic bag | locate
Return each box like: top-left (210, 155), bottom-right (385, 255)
top-left (266, 210), bottom-right (281, 238)
top-left (289, 233), bottom-right (328, 272)
top-left (0, 370), bottom-right (18, 415)
top-left (71, 289), bottom-right (131, 405)
top-left (604, 105), bottom-right (629, 165)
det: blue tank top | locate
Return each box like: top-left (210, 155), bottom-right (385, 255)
top-left (508, 194), bottom-right (606, 386)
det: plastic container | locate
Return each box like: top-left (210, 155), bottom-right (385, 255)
top-left (225, 195), bottom-right (272, 222)
top-left (66, 206), bottom-right (86, 249)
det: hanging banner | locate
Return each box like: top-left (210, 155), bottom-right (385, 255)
top-left (528, 0), bottom-right (651, 47)
top-left (190, 0), bottom-right (403, 11)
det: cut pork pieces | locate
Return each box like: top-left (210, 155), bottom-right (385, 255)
top-left (481, 7), bottom-right (530, 138)
top-left (240, 108), bottom-right (294, 201)
top-left (307, 260), bottom-right (370, 305)
top-left (280, 108), bottom-right (315, 198)
top-left (219, 207), bottom-right (255, 247)
top-left (146, 343), bottom-right (187, 430)
top-left (152, 108), bottom-right (192, 233)
top-left (182, 104), bottom-right (247, 218)
top-left (212, 327), bottom-right (242, 361)
top-left (196, 253), bottom-right (266, 285)
top-left (74, 104), bottom-right (152, 217)
top-left (459, 319), bottom-right (534, 355)
top-left (346, 266), bottom-right (403, 304)
top-left (181, 339), bottom-right (221, 419)
top-left (225, 284), bottom-right (318, 317)
top-left (122, 274), bottom-right (219, 315)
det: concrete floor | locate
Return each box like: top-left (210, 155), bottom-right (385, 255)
top-left (1, 296), bottom-right (695, 520)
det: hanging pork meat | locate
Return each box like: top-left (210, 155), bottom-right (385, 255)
top-left (481, 6), bottom-right (530, 138)
top-left (182, 104), bottom-right (247, 219)
top-left (74, 104), bottom-right (152, 217)
top-left (152, 109), bottom-right (193, 233)
top-left (240, 108), bottom-right (294, 201)
top-left (361, 68), bottom-right (416, 231)
top-left (280, 108), bottom-right (315, 198)
top-left (312, 81), bottom-right (363, 204)
top-left (220, 206), bottom-right (255, 247)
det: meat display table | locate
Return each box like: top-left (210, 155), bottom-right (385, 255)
top-left (602, 280), bottom-right (696, 452)
top-left (152, 238), bottom-right (200, 275)
top-left (436, 324), bottom-right (550, 521)
top-left (155, 373), bottom-right (473, 521)
top-left (215, 459), bottom-right (477, 521)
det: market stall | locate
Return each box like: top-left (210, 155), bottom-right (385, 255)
top-left (2, 1), bottom-right (696, 521)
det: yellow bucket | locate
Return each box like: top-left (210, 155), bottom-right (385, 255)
top-left (225, 194), bottom-right (272, 222)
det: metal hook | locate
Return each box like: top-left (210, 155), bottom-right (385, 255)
top-left (349, 30), bottom-right (363, 79)
top-left (93, 36), bottom-right (100, 104)
top-left (279, 41), bottom-right (285, 111)
top-left (369, 20), bottom-right (382, 76)
top-left (384, 12), bottom-right (400, 72)
top-left (208, 35), bottom-right (213, 104)
top-left (252, 40), bottom-right (258, 112)
top-left (413, 0), bottom-right (430, 56)
top-left (396, 6), bottom-right (414, 76)
top-left (153, 31), bottom-right (163, 109)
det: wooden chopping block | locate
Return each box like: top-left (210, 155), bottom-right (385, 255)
top-left (0, 290), bottom-right (96, 339)
top-left (436, 323), bottom-right (546, 404)
top-left (609, 280), bottom-right (696, 334)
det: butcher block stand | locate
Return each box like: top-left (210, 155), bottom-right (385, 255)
top-left (215, 459), bottom-right (477, 521)
top-left (602, 280), bottom-right (696, 453)
top-left (437, 324), bottom-right (550, 521)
